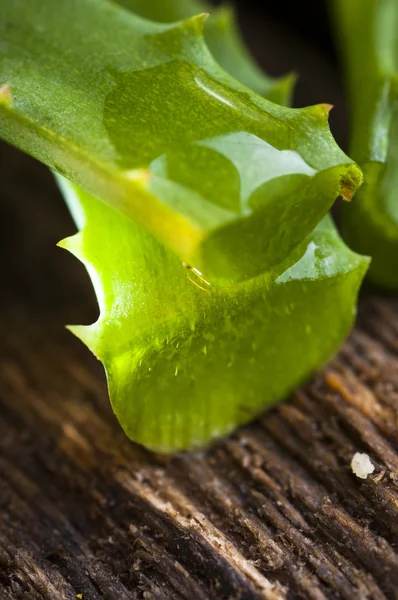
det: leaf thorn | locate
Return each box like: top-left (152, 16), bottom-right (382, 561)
top-left (310, 103), bottom-right (334, 123)
top-left (339, 165), bottom-right (363, 202)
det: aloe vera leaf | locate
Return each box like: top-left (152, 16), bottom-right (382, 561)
top-left (334, 0), bottom-right (398, 289)
top-left (115, 0), bottom-right (294, 104)
top-left (58, 176), bottom-right (368, 451)
top-left (0, 0), bottom-right (362, 284)
top-left (0, 0), bottom-right (369, 450)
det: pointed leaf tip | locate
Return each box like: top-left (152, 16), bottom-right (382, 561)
top-left (181, 12), bottom-right (209, 37)
top-left (66, 324), bottom-right (93, 348)
top-left (309, 103), bottom-right (334, 123)
top-left (57, 233), bottom-right (83, 259)
top-left (57, 237), bottom-right (70, 251)
top-left (322, 103), bottom-right (334, 114)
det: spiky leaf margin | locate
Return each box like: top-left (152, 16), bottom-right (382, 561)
top-left (0, 0), bottom-right (362, 283)
top-left (59, 177), bottom-right (368, 451)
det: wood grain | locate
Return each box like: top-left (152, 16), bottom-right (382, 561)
top-left (1, 133), bottom-right (398, 599)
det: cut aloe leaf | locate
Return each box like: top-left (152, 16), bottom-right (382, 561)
top-left (58, 177), bottom-right (368, 451)
top-left (0, 0), bottom-right (369, 450)
top-left (334, 0), bottom-right (398, 289)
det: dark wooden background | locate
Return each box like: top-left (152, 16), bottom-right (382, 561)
top-left (1, 3), bottom-right (398, 599)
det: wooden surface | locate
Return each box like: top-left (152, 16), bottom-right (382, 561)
top-left (0, 12), bottom-right (397, 596)
top-left (1, 136), bottom-right (398, 600)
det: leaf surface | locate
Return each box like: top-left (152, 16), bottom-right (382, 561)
top-left (0, 0), bottom-right (362, 283)
top-left (59, 177), bottom-right (368, 451)
top-left (115, 0), bottom-right (294, 104)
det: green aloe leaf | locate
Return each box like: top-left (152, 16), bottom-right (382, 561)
top-left (334, 0), bottom-right (398, 289)
top-left (0, 0), bottom-right (362, 284)
top-left (0, 0), bottom-right (369, 450)
top-left (115, 0), bottom-right (295, 104)
top-left (59, 176), bottom-right (368, 451)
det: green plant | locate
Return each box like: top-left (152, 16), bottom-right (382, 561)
top-left (115, 0), bottom-right (295, 104)
top-left (334, 0), bottom-right (398, 289)
top-left (0, 0), bottom-right (368, 450)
